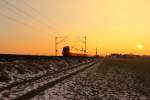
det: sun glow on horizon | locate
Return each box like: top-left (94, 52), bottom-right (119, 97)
top-left (0, 0), bottom-right (150, 56)
top-left (137, 44), bottom-right (144, 50)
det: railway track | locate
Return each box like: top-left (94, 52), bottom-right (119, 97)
top-left (0, 61), bottom-right (90, 92)
top-left (0, 60), bottom-right (98, 100)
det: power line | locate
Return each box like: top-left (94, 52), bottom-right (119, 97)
top-left (2, 0), bottom-right (59, 33)
top-left (22, 0), bottom-right (51, 23)
top-left (0, 1), bottom-right (37, 27)
top-left (0, 0), bottom-right (42, 30)
top-left (0, 11), bottom-right (34, 29)
top-left (21, 0), bottom-right (64, 33)
top-left (0, 5), bottom-right (46, 32)
top-left (2, 0), bottom-right (36, 19)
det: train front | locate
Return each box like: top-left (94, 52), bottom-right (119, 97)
top-left (62, 46), bottom-right (70, 56)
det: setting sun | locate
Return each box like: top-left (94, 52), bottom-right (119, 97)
top-left (1, 1), bottom-right (150, 99)
top-left (0, 0), bottom-right (150, 56)
top-left (137, 44), bottom-right (143, 50)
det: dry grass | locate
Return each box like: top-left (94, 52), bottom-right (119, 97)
top-left (105, 58), bottom-right (150, 72)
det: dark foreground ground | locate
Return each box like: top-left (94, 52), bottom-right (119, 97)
top-left (0, 55), bottom-right (150, 99)
top-left (0, 55), bottom-right (95, 100)
top-left (0, 55), bottom-right (93, 88)
top-left (32, 58), bottom-right (150, 100)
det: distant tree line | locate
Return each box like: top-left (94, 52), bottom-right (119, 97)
top-left (109, 53), bottom-right (150, 59)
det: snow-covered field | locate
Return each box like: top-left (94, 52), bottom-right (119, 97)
top-left (0, 58), bottom-right (91, 87)
top-left (31, 58), bottom-right (150, 100)
top-left (1, 57), bottom-right (150, 100)
top-left (0, 57), bottom-right (94, 99)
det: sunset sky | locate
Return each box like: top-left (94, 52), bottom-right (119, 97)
top-left (0, 0), bottom-right (150, 56)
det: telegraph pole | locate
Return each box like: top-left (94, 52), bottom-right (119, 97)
top-left (55, 37), bottom-right (58, 56)
top-left (96, 48), bottom-right (98, 56)
top-left (83, 36), bottom-right (87, 55)
top-left (77, 36), bottom-right (87, 55)
top-left (55, 36), bottom-right (67, 56)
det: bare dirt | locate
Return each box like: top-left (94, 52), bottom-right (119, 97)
top-left (32, 58), bottom-right (150, 100)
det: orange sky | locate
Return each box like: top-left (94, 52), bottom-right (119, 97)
top-left (0, 0), bottom-right (150, 56)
